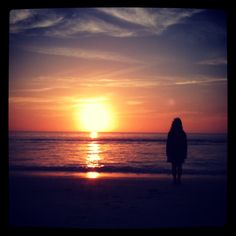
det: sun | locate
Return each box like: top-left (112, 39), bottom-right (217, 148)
top-left (77, 101), bottom-right (114, 133)
top-left (90, 131), bottom-right (98, 139)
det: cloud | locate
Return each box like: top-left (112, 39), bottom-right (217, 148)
top-left (175, 78), bottom-right (227, 85)
top-left (10, 8), bottom-right (203, 38)
top-left (10, 9), bottom-right (64, 33)
top-left (9, 95), bottom-right (78, 106)
top-left (89, 75), bottom-right (226, 88)
top-left (10, 9), bottom-right (34, 24)
top-left (80, 78), bottom-right (160, 88)
top-left (45, 17), bottom-right (136, 38)
top-left (22, 45), bottom-right (141, 64)
top-left (97, 8), bottom-right (158, 28)
top-left (9, 96), bottom-right (54, 103)
top-left (69, 73), bottom-right (227, 89)
top-left (9, 96), bottom-right (75, 112)
top-left (85, 64), bottom-right (151, 81)
top-left (9, 9), bottom-right (135, 37)
top-left (97, 8), bottom-right (203, 35)
top-left (197, 58), bottom-right (227, 65)
top-left (11, 86), bottom-right (70, 93)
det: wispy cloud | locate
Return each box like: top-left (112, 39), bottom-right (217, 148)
top-left (86, 64), bottom-right (151, 81)
top-left (22, 45), bottom-right (141, 64)
top-left (10, 9), bottom-right (135, 37)
top-left (10, 8), bottom-right (203, 38)
top-left (9, 95), bottom-right (77, 106)
top-left (61, 72), bottom-right (228, 88)
top-left (10, 9), bottom-right (64, 33)
top-left (45, 17), bottom-right (136, 38)
top-left (97, 8), bottom-right (158, 28)
top-left (80, 74), bottom-right (227, 88)
top-left (10, 9), bottom-right (34, 24)
top-left (9, 96), bottom-right (54, 103)
top-left (9, 96), bottom-right (76, 112)
top-left (97, 8), bottom-right (203, 35)
top-left (79, 77), bottom-right (160, 88)
top-left (175, 77), bottom-right (227, 85)
top-left (197, 58), bottom-right (227, 65)
top-left (10, 86), bottom-right (70, 93)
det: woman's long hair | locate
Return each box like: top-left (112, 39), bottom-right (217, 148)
top-left (169, 118), bottom-right (184, 133)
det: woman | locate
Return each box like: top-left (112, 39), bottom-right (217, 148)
top-left (166, 118), bottom-right (187, 184)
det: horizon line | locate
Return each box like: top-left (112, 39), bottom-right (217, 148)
top-left (8, 130), bottom-right (228, 135)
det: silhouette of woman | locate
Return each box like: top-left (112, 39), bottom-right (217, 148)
top-left (166, 118), bottom-right (187, 184)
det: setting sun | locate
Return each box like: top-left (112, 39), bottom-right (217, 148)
top-left (9, 8), bottom-right (227, 134)
top-left (77, 101), bottom-right (114, 132)
top-left (90, 131), bottom-right (98, 139)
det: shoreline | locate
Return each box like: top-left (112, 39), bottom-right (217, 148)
top-left (9, 169), bottom-right (227, 178)
top-left (9, 171), bottom-right (227, 228)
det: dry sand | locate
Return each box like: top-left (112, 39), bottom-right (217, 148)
top-left (9, 171), bottom-right (227, 229)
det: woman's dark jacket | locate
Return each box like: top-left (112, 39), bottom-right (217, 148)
top-left (166, 130), bottom-right (187, 164)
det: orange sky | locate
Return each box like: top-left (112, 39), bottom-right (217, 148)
top-left (9, 8), bottom-right (227, 133)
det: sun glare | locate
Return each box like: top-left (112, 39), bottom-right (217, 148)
top-left (90, 131), bottom-right (98, 139)
top-left (77, 102), bottom-right (114, 132)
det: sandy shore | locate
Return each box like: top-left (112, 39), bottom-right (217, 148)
top-left (9, 171), bottom-right (227, 229)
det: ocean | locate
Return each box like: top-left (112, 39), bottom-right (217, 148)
top-left (9, 131), bottom-right (227, 176)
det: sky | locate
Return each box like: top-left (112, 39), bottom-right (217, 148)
top-left (9, 8), bottom-right (227, 133)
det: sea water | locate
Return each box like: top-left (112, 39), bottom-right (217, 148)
top-left (9, 131), bottom-right (227, 176)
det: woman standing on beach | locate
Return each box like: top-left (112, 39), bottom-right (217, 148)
top-left (166, 118), bottom-right (187, 184)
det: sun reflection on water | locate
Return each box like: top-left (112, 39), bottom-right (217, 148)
top-left (86, 171), bottom-right (100, 179)
top-left (86, 142), bottom-right (104, 169)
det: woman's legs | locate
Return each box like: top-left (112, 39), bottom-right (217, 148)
top-left (172, 163), bottom-right (183, 184)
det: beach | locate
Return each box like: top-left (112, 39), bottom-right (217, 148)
top-left (8, 5), bottom-right (228, 232)
top-left (9, 171), bottom-right (227, 228)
